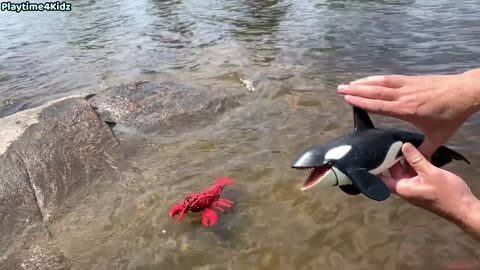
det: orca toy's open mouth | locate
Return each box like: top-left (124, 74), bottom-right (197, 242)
top-left (293, 164), bottom-right (333, 190)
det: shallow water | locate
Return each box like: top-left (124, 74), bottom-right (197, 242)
top-left (2, 0), bottom-right (480, 269)
top-left (52, 96), bottom-right (480, 269)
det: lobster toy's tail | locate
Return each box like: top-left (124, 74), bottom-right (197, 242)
top-left (214, 177), bottom-right (235, 187)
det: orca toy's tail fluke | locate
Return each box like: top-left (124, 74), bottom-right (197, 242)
top-left (383, 127), bottom-right (471, 167)
top-left (431, 146), bottom-right (471, 167)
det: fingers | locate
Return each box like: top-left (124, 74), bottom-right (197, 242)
top-left (343, 95), bottom-right (399, 117)
top-left (389, 162), bottom-right (406, 179)
top-left (337, 84), bottom-right (398, 101)
top-left (381, 169), bottom-right (422, 199)
top-left (417, 137), bottom-right (437, 160)
top-left (379, 174), bottom-right (398, 194)
top-left (349, 75), bottom-right (388, 85)
top-left (381, 161), bottom-right (426, 199)
top-left (402, 143), bottom-right (434, 176)
top-left (348, 75), bottom-right (407, 88)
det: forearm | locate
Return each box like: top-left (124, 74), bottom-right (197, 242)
top-left (460, 68), bottom-right (480, 114)
top-left (448, 194), bottom-right (480, 241)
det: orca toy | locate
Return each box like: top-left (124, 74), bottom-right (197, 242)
top-left (291, 106), bottom-right (470, 201)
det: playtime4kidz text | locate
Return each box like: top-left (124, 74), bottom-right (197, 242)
top-left (1, 1), bottom-right (71, 12)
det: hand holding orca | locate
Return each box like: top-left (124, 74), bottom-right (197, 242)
top-left (291, 106), bottom-right (470, 201)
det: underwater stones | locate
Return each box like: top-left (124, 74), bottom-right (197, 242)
top-left (88, 80), bottom-right (244, 135)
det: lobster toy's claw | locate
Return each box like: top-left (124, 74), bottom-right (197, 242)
top-left (214, 177), bottom-right (235, 187)
top-left (201, 208), bottom-right (219, 227)
top-left (168, 203), bottom-right (186, 221)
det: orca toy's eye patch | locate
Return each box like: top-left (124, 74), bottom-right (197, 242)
top-left (302, 164), bottom-right (332, 190)
top-left (324, 145), bottom-right (352, 160)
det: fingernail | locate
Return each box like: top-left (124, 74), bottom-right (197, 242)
top-left (337, 84), bottom-right (348, 92)
top-left (343, 95), bottom-right (353, 102)
top-left (403, 143), bottom-right (415, 154)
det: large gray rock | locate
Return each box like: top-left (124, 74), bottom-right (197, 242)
top-left (88, 80), bottom-right (245, 135)
top-left (0, 96), bottom-right (119, 269)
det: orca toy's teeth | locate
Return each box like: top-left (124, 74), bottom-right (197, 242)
top-left (302, 164), bottom-right (331, 190)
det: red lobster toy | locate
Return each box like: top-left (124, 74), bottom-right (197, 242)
top-left (168, 177), bottom-right (235, 227)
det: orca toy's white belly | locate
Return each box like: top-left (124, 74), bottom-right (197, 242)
top-left (335, 141), bottom-right (404, 186)
top-left (369, 141), bottom-right (404, 175)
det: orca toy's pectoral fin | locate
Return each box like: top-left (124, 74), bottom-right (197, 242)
top-left (346, 169), bottom-right (390, 201)
top-left (339, 184), bottom-right (361, 195)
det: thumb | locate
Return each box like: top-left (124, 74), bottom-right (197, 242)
top-left (402, 143), bottom-right (434, 175)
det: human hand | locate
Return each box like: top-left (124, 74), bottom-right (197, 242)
top-left (337, 69), bottom-right (480, 157)
top-left (381, 143), bottom-right (477, 224)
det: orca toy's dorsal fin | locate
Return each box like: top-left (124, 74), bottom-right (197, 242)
top-left (353, 106), bottom-right (375, 131)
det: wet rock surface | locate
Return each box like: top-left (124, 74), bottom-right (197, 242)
top-left (1, 230), bottom-right (72, 270)
top-left (0, 96), bottom-right (119, 269)
top-left (88, 80), bottom-right (245, 136)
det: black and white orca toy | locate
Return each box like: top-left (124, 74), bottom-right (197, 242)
top-left (291, 106), bottom-right (470, 201)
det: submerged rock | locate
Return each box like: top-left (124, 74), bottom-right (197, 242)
top-left (88, 80), bottom-right (244, 136)
top-left (2, 234), bottom-right (72, 270)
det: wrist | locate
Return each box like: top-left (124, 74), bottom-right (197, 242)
top-left (460, 68), bottom-right (480, 113)
top-left (450, 193), bottom-right (480, 240)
